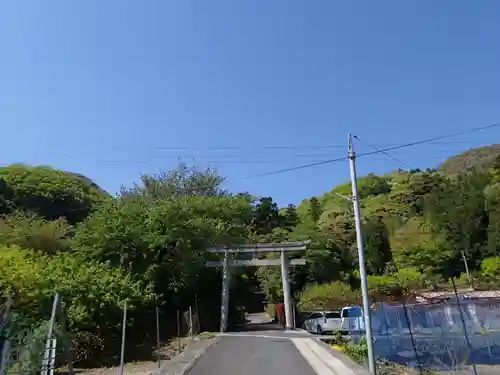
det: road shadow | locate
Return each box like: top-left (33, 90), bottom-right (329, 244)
top-left (234, 321), bottom-right (286, 332)
top-left (232, 312), bottom-right (286, 332)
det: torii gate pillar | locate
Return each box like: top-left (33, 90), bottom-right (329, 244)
top-left (280, 250), bottom-right (293, 330)
top-left (220, 251), bottom-right (231, 333)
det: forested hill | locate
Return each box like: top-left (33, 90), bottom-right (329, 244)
top-left (2, 148), bottom-right (500, 365)
top-left (438, 144), bottom-right (500, 176)
top-left (293, 145), bottom-right (500, 284)
top-left (276, 145), bottom-right (500, 309)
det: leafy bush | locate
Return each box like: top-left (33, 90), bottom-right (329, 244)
top-left (298, 282), bottom-right (360, 310)
top-left (368, 268), bottom-right (423, 299)
top-left (0, 212), bottom-right (72, 254)
top-left (0, 245), bottom-right (154, 342)
top-left (396, 268), bottom-right (423, 293)
top-left (368, 274), bottom-right (401, 297)
top-left (480, 256), bottom-right (500, 282)
top-left (344, 337), bottom-right (368, 365)
top-left (266, 303), bottom-right (276, 320)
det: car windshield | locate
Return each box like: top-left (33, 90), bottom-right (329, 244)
top-left (342, 307), bottom-right (362, 317)
top-left (325, 312), bottom-right (340, 319)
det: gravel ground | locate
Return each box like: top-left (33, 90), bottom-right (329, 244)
top-left (73, 337), bottom-right (192, 375)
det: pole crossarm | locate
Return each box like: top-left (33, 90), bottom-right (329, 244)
top-left (208, 240), bottom-right (310, 253)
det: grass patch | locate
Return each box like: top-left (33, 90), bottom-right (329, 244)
top-left (197, 332), bottom-right (216, 339)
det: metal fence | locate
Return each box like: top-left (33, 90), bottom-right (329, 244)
top-left (118, 300), bottom-right (202, 375)
top-left (0, 294), bottom-right (72, 375)
top-left (351, 282), bottom-right (500, 374)
top-left (0, 295), bottom-right (202, 375)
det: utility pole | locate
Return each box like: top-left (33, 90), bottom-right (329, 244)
top-left (348, 134), bottom-right (376, 375)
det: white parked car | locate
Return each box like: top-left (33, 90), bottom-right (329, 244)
top-left (341, 306), bottom-right (365, 332)
top-left (340, 305), bottom-right (384, 333)
top-left (302, 311), bottom-right (342, 334)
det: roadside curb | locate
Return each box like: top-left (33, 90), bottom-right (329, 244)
top-left (150, 336), bottom-right (219, 375)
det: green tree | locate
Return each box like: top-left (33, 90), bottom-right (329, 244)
top-left (362, 216), bottom-right (392, 275)
top-left (75, 194), bottom-right (253, 298)
top-left (280, 204), bottom-right (299, 230)
top-left (309, 197), bottom-right (322, 222)
top-left (424, 170), bottom-right (489, 275)
top-left (356, 174), bottom-right (391, 197)
top-left (387, 172), bottom-right (444, 217)
top-left (290, 221), bottom-right (345, 285)
top-left (485, 183), bottom-right (500, 257)
top-left (0, 177), bottom-right (14, 215)
top-left (391, 217), bottom-right (452, 276)
top-left (122, 163), bottom-right (227, 200)
top-left (324, 214), bottom-right (357, 272)
top-left (255, 252), bottom-right (283, 303)
top-left (248, 197), bottom-right (281, 235)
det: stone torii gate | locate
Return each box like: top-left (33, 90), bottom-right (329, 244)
top-left (206, 240), bottom-right (310, 332)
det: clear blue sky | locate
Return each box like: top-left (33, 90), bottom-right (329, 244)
top-left (1, 1), bottom-right (499, 206)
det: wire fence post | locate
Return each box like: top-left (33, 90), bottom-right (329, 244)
top-left (0, 297), bottom-right (13, 375)
top-left (380, 300), bottom-right (389, 334)
top-left (194, 295), bottom-right (200, 335)
top-left (156, 306), bottom-right (161, 369)
top-left (402, 300), bottom-right (422, 374)
top-left (49, 338), bottom-right (57, 375)
top-left (42, 293), bottom-right (60, 375)
top-left (451, 277), bottom-right (478, 375)
top-left (0, 297), bottom-right (13, 334)
top-left (188, 306), bottom-right (193, 337)
top-left (176, 310), bottom-right (181, 354)
top-left (57, 297), bottom-right (74, 375)
top-left (0, 339), bottom-right (11, 375)
top-left (119, 300), bottom-right (127, 375)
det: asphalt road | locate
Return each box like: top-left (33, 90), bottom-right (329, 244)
top-left (187, 335), bottom-right (318, 375)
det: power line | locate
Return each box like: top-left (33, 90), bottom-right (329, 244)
top-left (101, 159), bottom-right (345, 165)
top-left (352, 135), bottom-right (414, 170)
top-left (245, 122), bottom-right (500, 178)
top-left (245, 156), bottom-right (349, 178)
top-left (36, 140), bottom-right (496, 157)
top-left (96, 154), bottom-right (454, 165)
top-left (153, 140), bottom-right (494, 149)
top-left (99, 144), bottom-right (348, 151)
top-left (357, 122), bottom-right (500, 159)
